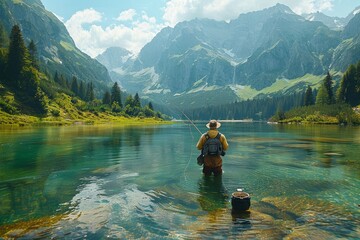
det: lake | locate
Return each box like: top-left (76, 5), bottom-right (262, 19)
top-left (0, 122), bottom-right (359, 239)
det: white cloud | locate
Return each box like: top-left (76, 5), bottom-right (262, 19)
top-left (65, 9), bottom-right (164, 58)
top-left (163, 0), bottom-right (334, 26)
top-left (116, 9), bottom-right (137, 21)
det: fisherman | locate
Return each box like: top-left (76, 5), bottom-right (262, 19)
top-left (196, 120), bottom-right (229, 176)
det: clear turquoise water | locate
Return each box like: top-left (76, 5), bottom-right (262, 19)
top-left (0, 122), bottom-right (359, 239)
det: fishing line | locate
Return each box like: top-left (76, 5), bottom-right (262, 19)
top-left (183, 120), bottom-right (195, 182)
top-left (167, 105), bottom-right (203, 182)
top-left (174, 106), bottom-right (205, 182)
top-left (177, 108), bottom-right (202, 135)
top-left (156, 103), bottom-right (202, 182)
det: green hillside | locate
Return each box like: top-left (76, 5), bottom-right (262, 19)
top-left (0, 24), bottom-right (166, 126)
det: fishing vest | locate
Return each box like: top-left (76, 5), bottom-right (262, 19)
top-left (203, 133), bottom-right (223, 156)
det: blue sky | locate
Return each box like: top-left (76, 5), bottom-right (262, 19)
top-left (41, 0), bottom-right (360, 58)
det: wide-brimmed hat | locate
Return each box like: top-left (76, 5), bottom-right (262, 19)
top-left (206, 120), bottom-right (221, 129)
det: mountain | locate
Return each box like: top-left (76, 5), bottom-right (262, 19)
top-left (303, 6), bottom-right (360, 30)
top-left (108, 4), bottom-right (360, 110)
top-left (0, 0), bottom-right (111, 86)
top-left (96, 47), bottom-right (133, 72)
top-left (332, 12), bottom-right (360, 71)
top-left (303, 12), bottom-right (346, 30)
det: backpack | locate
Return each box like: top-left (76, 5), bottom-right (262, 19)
top-left (203, 133), bottom-right (222, 156)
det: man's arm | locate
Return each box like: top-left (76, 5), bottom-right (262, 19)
top-left (221, 135), bottom-right (229, 151)
top-left (196, 134), bottom-right (206, 150)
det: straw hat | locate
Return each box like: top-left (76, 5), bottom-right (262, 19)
top-left (206, 120), bottom-right (221, 129)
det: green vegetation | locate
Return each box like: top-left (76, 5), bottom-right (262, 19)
top-left (272, 104), bottom-right (359, 124)
top-left (271, 61), bottom-right (360, 125)
top-left (0, 24), bottom-right (168, 126)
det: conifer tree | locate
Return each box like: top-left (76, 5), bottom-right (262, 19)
top-left (323, 72), bottom-right (334, 104)
top-left (148, 101), bottom-right (154, 110)
top-left (316, 85), bottom-right (329, 105)
top-left (134, 93), bottom-right (141, 107)
top-left (28, 40), bottom-right (39, 69)
top-left (102, 91), bottom-right (111, 105)
top-left (304, 86), bottom-right (314, 106)
top-left (71, 76), bottom-right (79, 95)
top-left (79, 81), bottom-right (86, 99)
top-left (54, 71), bottom-right (60, 84)
top-left (111, 82), bottom-right (122, 107)
top-left (337, 64), bottom-right (358, 106)
top-left (125, 95), bottom-right (134, 106)
top-left (316, 73), bottom-right (333, 105)
top-left (59, 74), bottom-right (68, 88)
top-left (7, 25), bottom-right (29, 86)
top-left (86, 82), bottom-right (95, 101)
top-left (124, 95), bottom-right (134, 115)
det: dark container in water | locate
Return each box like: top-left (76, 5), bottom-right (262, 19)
top-left (231, 191), bottom-right (251, 211)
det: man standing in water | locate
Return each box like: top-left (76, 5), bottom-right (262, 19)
top-left (196, 120), bottom-right (229, 176)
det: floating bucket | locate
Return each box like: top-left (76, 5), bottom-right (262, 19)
top-left (231, 191), bottom-right (251, 211)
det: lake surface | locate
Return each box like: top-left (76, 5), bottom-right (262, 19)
top-left (0, 122), bottom-right (359, 239)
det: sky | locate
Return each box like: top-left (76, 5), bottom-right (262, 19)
top-left (41, 0), bottom-right (360, 58)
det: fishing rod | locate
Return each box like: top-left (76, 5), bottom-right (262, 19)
top-left (178, 108), bottom-right (203, 135)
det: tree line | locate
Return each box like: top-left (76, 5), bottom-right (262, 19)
top-left (184, 60), bottom-right (360, 122)
top-left (183, 92), bottom-right (305, 120)
top-left (100, 82), bottom-right (161, 118)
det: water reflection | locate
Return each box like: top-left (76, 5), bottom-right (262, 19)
top-left (197, 176), bottom-right (228, 212)
top-left (0, 123), bottom-right (360, 239)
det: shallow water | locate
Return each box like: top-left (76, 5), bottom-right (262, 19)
top-left (0, 123), bottom-right (359, 239)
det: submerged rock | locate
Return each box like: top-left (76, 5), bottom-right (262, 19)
top-left (284, 226), bottom-right (336, 239)
top-left (0, 215), bottom-right (64, 238)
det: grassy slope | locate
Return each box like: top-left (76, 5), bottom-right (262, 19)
top-left (0, 89), bottom-right (166, 126)
top-left (233, 74), bottom-right (326, 100)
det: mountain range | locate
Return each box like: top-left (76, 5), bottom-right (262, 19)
top-left (0, 0), bottom-right (111, 89)
top-left (98, 4), bottom-right (360, 109)
top-left (1, 1), bottom-right (359, 111)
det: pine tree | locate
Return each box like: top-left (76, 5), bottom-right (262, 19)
top-left (59, 74), bottom-right (68, 88)
top-left (86, 82), bottom-right (95, 101)
top-left (54, 71), bottom-right (60, 84)
top-left (71, 76), bottom-right (79, 96)
top-left (28, 40), bottom-right (39, 70)
top-left (102, 91), bottom-right (111, 105)
top-left (323, 72), bottom-right (334, 104)
top-left (316, 73), bottom-right (333, 105)
top-left (148, 101), bottom-right (153, 110)
top-left (111, 82), bottom-right (122, 107)
top-left (337, 64), bottom-right (358, 106)
top-left (124, 95), bottom-right (134, 115)
top-left (7, 25), bottom-right (29, 86)
top-left (304, 86), bottom-right (314, 106)
top-left (125, 95), bottom-right (134, 106)
top-left (316, 85), bottom-right (330, 105)
top-left (134, 93), bottom-right (141, 107)
top-left (79, 81), bottom-right (86, 99)
top-left (356, 61), bottom-right (360, 101)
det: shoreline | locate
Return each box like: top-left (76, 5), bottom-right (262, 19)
top-left (0, 112), bottom-right (171, 128)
